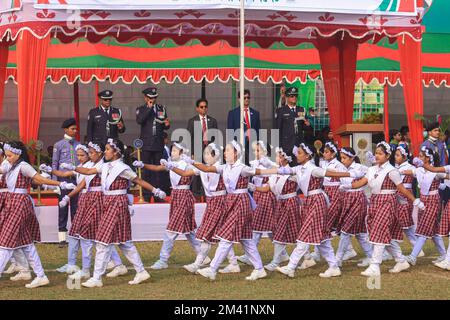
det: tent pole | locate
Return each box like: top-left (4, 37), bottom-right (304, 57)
top-left (239, 0), bottom-right (245, 154)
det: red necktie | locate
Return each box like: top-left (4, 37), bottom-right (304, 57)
top-left (202, 117), bottom-right (208, 145)
top-left (244, 109), bottom-right (251, 139)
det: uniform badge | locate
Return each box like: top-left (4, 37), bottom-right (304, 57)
top-left (112, 113), bottom-right (120, 121)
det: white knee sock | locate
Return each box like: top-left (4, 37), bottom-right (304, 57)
top-left (287, 243), bottom-right (309, 270)
top-left (318, 240), bottom-right (338, 268)
top-left (67, 237), bottom-right (80, 266)
top-left (411, 236), bottom-right (427, 258)
top-left (119, 242), bottom-right (144, 273)
top-left (110, 246), bottom-right (123, 266)
top-left (0, 248), bottom-right (14, 274)
top-left (227, 247), bottom-right (238, 265)
top-left (241, 239), bottom-right (263, 270)
top-left (336, 233), bottom-right (352, 261)
top-left (210, 241), bottom-right (233, 272)
top-left (160, 232), bottom-right (178, 263)
top-left (356, 233), bottom-right (373, 258)
top-left (194, 242), bottom-right (211, 266)
top-left (22, 245), bottom-right (45, 278)
top-left (93, 243), bottom-right (113, 280)
top-left (271, 243), bottom-right (287, 265)
top-left (185, 232), bottom-right (201, 254)
top-left (13, 249), bottom-right (30, 271)
top-left (386, 240), bottom-right (405, 263)
top-left (446, 243), bottom-right (450, 262)
top-left (432, 236), bottom-right (446, 256)
top-left (371, 244), bottom-right (385, 265)
top-left (253, 232), bottom-right (263, 247)
top-left (80, 239), bottom-right (94, 272)
top-left (404, 226), bottom-right (417, 246)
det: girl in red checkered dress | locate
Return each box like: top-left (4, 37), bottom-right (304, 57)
top-left (262, 147), bottom-right (299, 272)
top-left (133, 142), bottom-right (203, 271)
top-left (160, 143), bottom-right (239, 274)
top-left (0, 141), bottom-right (77, 288)
top-left (422, 162), bottom-right (450, 270)
top-left (237, 141), bottom-right (278, 266)
top-left (261, 143), bottom-right (342, 279)
top-left (72, 139), bottom-right (166, 288)
top-left (337, 142), bottom-right (424, 277)
top-left (394, 146), bottom-right (422, 250)
top-left (188, 141), bottom-right (267, 281)
top-left (399, 147), bottom-right (449, 268)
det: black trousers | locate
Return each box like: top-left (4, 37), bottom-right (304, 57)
top-left (142, 150), bottom-right (164, 201)
top-left (58, 189), bottom-right (78, 232)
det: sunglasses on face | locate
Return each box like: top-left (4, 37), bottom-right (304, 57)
top-left (244, 96), bottom-right (250, 100)
top-left (287, 95), bottom-right (298, 98)
top-left (198, 105), bottom-right (208, 109)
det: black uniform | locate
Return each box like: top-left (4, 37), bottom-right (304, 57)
top-left (86, 106), bottom-right (125, 144)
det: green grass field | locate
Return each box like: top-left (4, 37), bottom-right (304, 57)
top-left (1, 238), bottom-right (449, 300)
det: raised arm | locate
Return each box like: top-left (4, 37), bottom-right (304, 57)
top-left (351, 177), bottom-right (368, 189)
top-left (396, 183), bottom-right (416, 202)
top-left (32, 173), bottom-right (64, 187)
top-left (142, 164), bottom-right (167, 172)
top-left (50, 169), bottom-right (75, 178)
top-left (132, 177), bottom-right (158, 193)
top-left (325, 170), bottom-right (351, 178)
top-left (423, 163), bottom-right (446, 173)
top-left (256, 167), bottom-right (279, 175)
top-left (67, 179), bottom-right (87, 198)
top-left (74, 167), bottom-right (98, 176)
top-left (171, 167), bottom-right (196, 177)
top-left (192, 162), bottom-right (218, 173)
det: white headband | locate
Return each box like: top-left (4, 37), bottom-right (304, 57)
top-left (420, 146), bottom-right (434, 165)
top-left (300, 143), bottom-right (313, 156)
top-left (275, 147), bottom-right (292, 163)
top-left (107, 138), bottom-right (120, 154)
top-left (173, 142), bottom-right (189, 154)
top-left (230, 140), bottom-right (242, 157)
top-left (325, 142), bottom-right (338, 154)
top-left (3, 143), bottom-right (22, 155)
top-left (88, 142), bottom-right (102, 153)
top-left (340, 148), bottom-right (356, 158)
top-left (252, 140), bottom-right (268, 154)
top-left (75, 144), bottom-right (89, 154)
top-left (207, 143), bottom-right (221, 158)
top-left (376, 141), bottom-right (392, 154)
top-left (397, 145), bottom-right (408, 158)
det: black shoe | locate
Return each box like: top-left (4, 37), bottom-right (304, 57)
top-left (58, 241), bottom-right (67, 248)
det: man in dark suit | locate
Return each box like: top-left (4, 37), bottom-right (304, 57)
top-left (136, 87), bottom-right (170, 202)
top-left (86, 90), bottom-right (126, 144)
top-left (276, 87), bottom-right (312, 165)
top-left (187, 98), bottom-right (218, 197)
top-left (227, 90), bottom-right (261, 164)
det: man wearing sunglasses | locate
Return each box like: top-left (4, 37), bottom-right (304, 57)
top-left (86, 90), bottom-right (126, 144)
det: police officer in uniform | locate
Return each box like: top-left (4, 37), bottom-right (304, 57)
top-left (136, 87), bottom-right (170, 202)
top-left (276, 87), bottom-right (312, 165)
top-left (86, 90), bottom-right (126, 144)
top-left (52, 118), bottom-right (80, 247)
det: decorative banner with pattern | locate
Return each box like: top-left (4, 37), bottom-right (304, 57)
top-left (0, 0), bottom-right (22, 13)
top-left (34, 0), bottom-right (418, 15)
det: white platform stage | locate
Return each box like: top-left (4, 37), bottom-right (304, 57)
top-left (35, 203), bottom-right (207, 243)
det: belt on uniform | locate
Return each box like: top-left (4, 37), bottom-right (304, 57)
top-left (421, 190), bottom-right (439, 196)
top-left (81, 189), bottom-right (87, 194)
top-left (278, 192), bottom-right (297, 200)
top-left (11, 188), bottom-right (28, 194)
top-left (88, 186), bottom-right (103, 192)
top-left (323, 182), bottom-right (340, 187)
top-left (230, 189), bottom-right (248, 195)
top-left (104, 189), bottom-right (127, 196)
top-left (0, 188), bottom-right (8, 193)
top-left (307, 189), bottom-right (324, 197)
top-left (210, 190), bottom-right (226, 197)
top-left (403, 183), bottom-right (412, 189)
top-left (346, 188), bottom-right (365, 193)
top-left (172, 185), bottom-right (190, 190)
top-left (374, 190), bottom-right (396, 195)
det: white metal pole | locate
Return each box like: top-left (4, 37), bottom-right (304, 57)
top-left (239, 0), bottom-right (245, 152)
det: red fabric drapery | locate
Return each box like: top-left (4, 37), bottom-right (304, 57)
top-left (317, 35), bottom-right (358, 146)
top-left (16, 31), bottom-right (50, 143)
top-left (399, 36), bottom-right (423, 155)
top-left (0, 44), bottom-right (9, 118)
top-left (73, 81), bottom-right (80, 141)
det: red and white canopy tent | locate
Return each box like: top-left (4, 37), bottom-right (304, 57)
top-left (0, 0), bottom-right (430, 154)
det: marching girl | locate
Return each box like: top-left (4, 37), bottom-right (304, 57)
top-left (335, 142), bottom-right (424, 277)
top-left (0, 141), bottom-right (76, 288)
top-left (263, 148), bottom-right (301, 271)
top-left (421, 162), bottom-right (450, 270)
top-left (394, 145), bottom-right (423, 252)
top-left (133, 142), bottom-right (204, 270)
top-left (326, 147), bottom-right (372, 268)
top-left (70, 138), bottom-right (165, 287)
top-left (398, 147), bottom-right (448, 267)
top-left (238, 141), bottom-right (282, 266)
top-left (159, 143), bottom-right (239, 274)
top-left (185, 141), bottom-right (267, 281)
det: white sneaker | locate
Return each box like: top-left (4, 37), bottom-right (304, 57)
top-left (56, 264), bottom-right (69, 273)
top-left (245, 269), bottom-right (267, 281)
top-left (200, 256), bottom-right (211, 267)
top-left (56, 264), bottom-right (79, 274)
top-left (432, 256), bottom-right (446, 265)
top-left (361, 264), bottom-right (381, 277)
top-left (418, 250), bottom-right (425, 257)
top-left (298, 258), bottom-right (317, 270)
top-left (4, 263), bottom-right (20, 275)
top-left (25, 276), bottom-right (50, 289)
top-left (81, 277), bottom-right (103, 288)
top-left (150, 260), bottom-right (168, 270)
top-left (106, 265), bottom-right (128, 278)
top-left (197, 267), bottom-right (217, 280)
top-left (434, 260), bottom-right (450, 271)
top-left (128, 270), bottom-right (151, 285)
top-left (343, 249), bottom-right (358, 261)
top-left (389, 261), bottom-right (410, 273)
top-left (276, 266), bottom-right (295, 278)
top-left (237, 255), bottom-right (252, 266)
top-left (183, 263), bottom-right (200, 274)
top-left (357, 257), bottom-right (371, 268)
top-left (279, 253), bottom-right (290, 263)
top-left (319, 267), bottom-right (342, 278)
top-left (69, 270), bottom-right (90, 280)
top-left (10, 271), bottom-right (32, 281)
top-left (382, 251), bottom-right (394, 261)
top-left (218, 264), bottom-right (241, 274)
top-left (405, 255), bottom-right (417, 266)
top-left (106, 261), bottom-right (116, 270)
top-left (264, 263), bottom-right (279, 272)
top-left (310, 251), bottom-right (322, 262)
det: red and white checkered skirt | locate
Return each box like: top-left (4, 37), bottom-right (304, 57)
top-left (396, 198), bottom-right (415, 229)
top-left (338, 190), bottom-right (367, 235)
top-left (252, 188), bottom-right (277, 233)
top-left (438, 201), bottom-right (450, 237)
top-left (273, 197), bottom-right (302, 244)
top-left (367, 193), bottom-right (402, 244)
top-left (195, 194), bottom-right (226, 243)
top-left (69, 191), bottom-right (104, 241)
top-left (167, 189), bottom-right (196, 234)
top-left (296, 193), bottom-right (330, 245)
top-left (417, 193), bottom-right (441, 238)
top-left (324, 185), bottom-right (342, 232)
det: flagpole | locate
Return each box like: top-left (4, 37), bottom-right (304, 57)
top-left (239, 0), bottom-right (245, 154)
